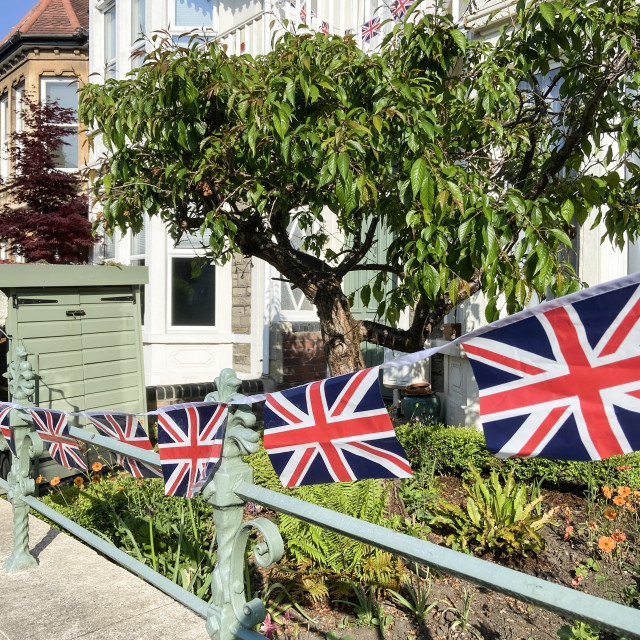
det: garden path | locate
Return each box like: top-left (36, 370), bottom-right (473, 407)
top-left (0, 499), bottom-right (207, 640)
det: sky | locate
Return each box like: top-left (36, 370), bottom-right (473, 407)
top-left (0, 1), bottom-right (40, 42)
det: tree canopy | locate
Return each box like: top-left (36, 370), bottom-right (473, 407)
top-left (0, 94), bottom-right (95, 263)
top-left (81, 0), bottom-right (640, 375)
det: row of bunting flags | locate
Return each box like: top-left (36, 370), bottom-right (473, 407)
top-left (284, 0), bottom-right (416, 43)
top-left (1, 272), bottom-right (640, 498)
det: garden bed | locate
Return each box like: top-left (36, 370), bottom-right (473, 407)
top-left (33, 423), bottom-right (640, 640)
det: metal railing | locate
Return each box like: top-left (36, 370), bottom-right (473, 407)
top-left (2, 363), bottom-right (640, 639)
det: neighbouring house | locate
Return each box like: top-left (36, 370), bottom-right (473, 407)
top-left (86, 0), bottom-right (640, 421)
top-left (0, 0), bottom-right (90, 222)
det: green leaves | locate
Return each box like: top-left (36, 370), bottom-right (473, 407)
top-left (411, 158), bottom-right (428, 199)
top-left (539, 2), bottom-right (556, 27)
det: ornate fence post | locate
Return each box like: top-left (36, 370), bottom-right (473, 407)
top-left (203, 369), bottom-right (284, 640)
top-left (4, 344), bottom-right (43, 572)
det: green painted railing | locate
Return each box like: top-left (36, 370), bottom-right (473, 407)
top-left (2, 361), bottom-right (640, 639)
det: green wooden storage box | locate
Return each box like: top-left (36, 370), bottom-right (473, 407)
top-left (0, 265), bottom-right (148, 478)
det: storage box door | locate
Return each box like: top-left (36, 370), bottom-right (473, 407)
top-left (79, 287), bottom-right (146, 415)
top-left (8, 290), bottom-right (85, 415)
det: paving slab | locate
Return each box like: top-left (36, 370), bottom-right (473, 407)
top-left (0, 499), bottom-right (208, 640)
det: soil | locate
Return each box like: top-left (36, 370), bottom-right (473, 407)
top-left (266, 478), bottom-right (639, 640)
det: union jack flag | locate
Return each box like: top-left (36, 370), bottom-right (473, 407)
top-left (0, 404), bottom-right (14, 455)
top-left (463, 279), bottom-right (640, 461)
top-left (30, 409), bottom-right (86, 470)
top-left (392, 0), bottom-right (414, 20)
top-left (87, 413), bottom-right (161, 478)
top-left (157, 404), bottom-right (227, 497)
top-left (264, 368), bottom-right (412, 487)
top-left (361, 18), bottom-right (381, 42)
top-left (321, 20), bottom-right (329, 34)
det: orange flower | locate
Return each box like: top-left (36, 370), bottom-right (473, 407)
top-left (602, 486), bottom-right (613, 499)
top-left (564, 526), bottom-right (574, 540)
top-left (616, 465), bottom-right (632, 471)
top-left (618, 486), bottom-right (631, 497)
top-left (612, 530), bottom-right (626, 543)
top-left (73, 477), bottom-right (84, 487)
top-left (588, 520), bottom-right (598, 531)
top-left (92, 461), bottom-right (103, 472)
top-left (50, 476), bottom-right (61, 486)
top-left (613, 495), bottom-right (627, 506)
top-left (35, 475), bottom-right (43, 484)
top-left (633, 490), bottom-right (640, 498)
top-left (598, 536), bottom-right (616, 553)
top-left (604, 509), bottom-right (617, 520)
top-left (627, 504), bottom-right (636, 513)
top-left (91, 473), bottom-right (100, 483)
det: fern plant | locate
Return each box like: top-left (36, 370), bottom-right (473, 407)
top-left (430, 467), bottom-right (559, 557)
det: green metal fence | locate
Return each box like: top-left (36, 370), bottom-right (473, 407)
top-left (2, 365), bottom-right (640, 639)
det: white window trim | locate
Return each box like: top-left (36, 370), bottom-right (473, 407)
top-left (40, 77), bottom-right (80, 172)
top-left (14, 85), bottom-right (24, 134)
top-left (166, 234), bottom-right (220, 332)
top-left (169, 0), bottom-right (219, 35)
top-left (0, 95), bottom-right (8, 180)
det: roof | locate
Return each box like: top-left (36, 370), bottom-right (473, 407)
top-left (0, 0), bottom-right (89, 48)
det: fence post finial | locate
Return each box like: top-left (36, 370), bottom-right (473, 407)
top-left (204, 369), bottom-right (283, 640)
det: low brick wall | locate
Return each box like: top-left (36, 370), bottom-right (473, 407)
top-left (146, 378), bottom-right (270, 411)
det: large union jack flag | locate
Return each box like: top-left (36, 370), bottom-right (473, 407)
top-left (392, 0), bottom-right (414, 20)
top-left (87, 413), bottom-right (161, 478)
top-left (157, 404), bottom-right (227, 497)
top-left (30, 409), bottom-right (87, 470)
top-left (463, 280), bottom-right (640, 461)
top-left (264, 368), bottom-right (412, 487)
top-left (0, 404), bottom-right (14, 455)
top-left (361, 18), bottom-right (381, 42)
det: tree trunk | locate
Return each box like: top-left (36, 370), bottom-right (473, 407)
top-left (314, 280), bottom-right (365, 376)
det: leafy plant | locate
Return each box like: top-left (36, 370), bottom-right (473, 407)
top-left (445, 589), bottom-right (481, 639)
top-left (430, 467), bottom-right (559, 556)
top-left (557, 621), bottom-right (600, 640)
top-left (335, 581), bottom-right (392, 636)
top-left (387, 564), bottom-right (439, 624)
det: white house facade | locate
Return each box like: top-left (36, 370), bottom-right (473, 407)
top-left (87, 0), bottom-right (638, 423)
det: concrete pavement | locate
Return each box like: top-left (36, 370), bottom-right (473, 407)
top-left (0, 499), bottom-right (208, 640)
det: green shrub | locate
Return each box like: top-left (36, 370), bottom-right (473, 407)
top-left (396, 422), bottom-right (640, 489)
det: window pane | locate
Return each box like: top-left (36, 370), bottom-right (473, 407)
top-left (175, 0), bottom-right (213, 27)
top-left (130, 217), bottom-right (146, 256)
top-left (0, 96), bottom-right (8, 179)
top-left (44, 81), bottom-right (78, 115)
top-left (132, 0), bottom-right (146, 43)
top-left (51, 128), bottom-right (78, 168)
top-left (171, 257), bottom-right (215, 326)
top-left (174, 228), bottom-right (212, 249)
top-left (105, 5), bottom-right (116, 77)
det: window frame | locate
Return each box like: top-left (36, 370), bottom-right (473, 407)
top-left (40, 76), bottom-right (80, 172)
top-left (166, 231), bottom-right (218, 331)
top-left (103, 2), bottom-right (117, 79)
top-left (130, 0), bottom-right (147, 68)
top-left (0, 94), bottom-right (8, 180)
top-left (169, 0), bottom-right (218, 34)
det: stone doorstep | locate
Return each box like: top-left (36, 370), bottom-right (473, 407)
top-left (0, 500), bottom-right (207, 640)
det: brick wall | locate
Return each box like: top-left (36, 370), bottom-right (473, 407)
top-left (280, 330), bottom-right (328, 389)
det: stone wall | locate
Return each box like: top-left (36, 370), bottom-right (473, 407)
top-left (231, 255), bottom-right (252, 373)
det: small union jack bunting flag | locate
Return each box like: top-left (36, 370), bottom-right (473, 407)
top-left (157, 404), bottom-right (227, 498)
top-left (463, 277), bottom-right (640, 461)
top-left (361, 17), bottom-right (381, 42)
top-left (392, 0), bottom-right (414, 20)
top-left (30, 409), bottom-right (86, 470)
top-left (87, 413), bottom-right (161, 478)
top-left (264, 368), bottom-right (412, 487)
top-left (321, 20), bottom-right (329, 34)
top-left (0, 404), bottom-right (15, 455)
